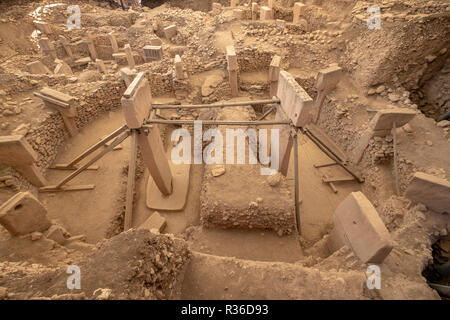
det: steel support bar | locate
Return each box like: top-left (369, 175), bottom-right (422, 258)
top-left (144, 120), bottom-right (290, 126)
top-left (303, 129), bottom-right (364, 183)
top-left (124, 130), bottom-right (138, 231)
top-left (292, 129), bottom-right (301, 235)
top-left (152, 99), bottom-right (280, 109)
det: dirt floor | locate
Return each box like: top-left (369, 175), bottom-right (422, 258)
top-left (0, 0), bottom-right (449, 300)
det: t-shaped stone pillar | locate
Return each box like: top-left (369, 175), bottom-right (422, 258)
top-left (269, 55), bottom-right (281, 97)
top-left (251, 2), bottom-right (259, 20)
top-left (293, 2), bottom-right (306, 24)
top-left (124, 44), bottom-right (136, 69)
top-left (121, 72), bottom-right (173, 196)
top-left (226, 45), bottom-right (239, 97)
top-left (0, 136), bottom-right (47, 187)
top-left (108, 32), bottom-right (119, 54)
top-left (59, 35), bottom-right (73, 58)
top-left (34, 87), bottom-right (78, 137)
top-left (38, 37), bottom-right (56, 59)
top-left (85, 33), bottom-right (98, 61)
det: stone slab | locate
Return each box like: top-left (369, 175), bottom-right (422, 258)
top-left (269, 55), bottom-right (281, 81)
top-left (27, 61), bottom-right (51, 75)
top-left (316, 65), bottom-right (342, 92)
top-left (164, 25), bottom-right (177, 39)
top-left (330, 191), bottom-right (393, 264)
top-left (277, 70), bottom-right (314, 127)
top-left (370, 109), bottom-right (417, 131)
top-left (405, 172), bottom-right (450, 213)
top-left (121, 72), bottom-right (151, 128)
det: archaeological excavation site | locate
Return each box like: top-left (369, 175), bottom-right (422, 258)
top-left (0, 0), bottom-right (449, 303)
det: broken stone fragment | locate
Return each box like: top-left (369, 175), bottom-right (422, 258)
top-left (45, 225), bottom-right (69, 245)
top-left (0, 287), bottom-right (8, 300)
top-left (138, 212), bottom-right (167, 233)
top-left (405, 172), bottom-right (450, 213)
top-left (31, 232), bottom-right (43, 241)
top-left (0, 192), bottom-right (51, 236)
top-left (93, 288), bottom-right (112, 300)
top-left (267, 173), bottom-right (281, 187)
top-left (211, 165), bottom-right (225, 177)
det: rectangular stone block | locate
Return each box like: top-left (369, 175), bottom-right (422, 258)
top-left (164, 25), bottom-right (177, 39)
top-left (121, 72), bottom-right (151, 128)
top-left (27, 61), bottom-right (51, 75)
top-left (113, 52), bottom-right (127, 65)
top-left (269, 55), bottom-right (281, 81)
top-left (293, 2), bottom-right (306, 24)
top-left (108, 32), bottom-right (119, 53)
top-left (370, 109), bottom-right (416, 131)
top-left (85, 34), bottom-right (97, 60)
top-left (228, 69), bottom-right (239, 97)
top-left (150, 38), bottom-right (163, 46)
top-left (143, 45), bottom-right (163, 62)
top-left (330, 192), bottom-right (393, 264)
top-left (316, 65), bottom-right (342, 92)
top-left (58, 35), bottom-right (73, 58)
top-left (276, 19), bottom-right (286, 28)
top-left (54, 59), bottom-right (73, 76)
top-left (138, 212), bottom-right (167, 233)
top-left (226, 45), bottom-right (238, 71)
top-left (212, 3), bottom-right (222, 14)
top-left (96, 59), bottom-right (107, 74)
top-left (260, 6), bottom-right (273, 20)
top-left (251, 3), bottom-right (259, 20)
top-left (120, 67), bottom-right (136, 87)
top-left (405, 172), bottom-right (450, 213)
top-left (38, 38), bottom-right (56, 58)
top-left (233, 8), bottom-right (245, 19)
top-left (277, 70), bottom-right (313, 127)
top-left (0, 192), bottom-right (51, 236)
top-left (174, 54), bottom-right (185, 79)
top-left (34, 21), bottom-right (52, 34)
top-left (124, 44), bottom-right (135, 69)
top-left (0, 135), bottom-right (38, 166)
top-left (268, 0), bottom-right (274, 8)
top-left (75, 57), bottom-right (92, 66)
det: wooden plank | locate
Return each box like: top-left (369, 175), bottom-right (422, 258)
top-left (50, 164), bottom-right (99, 171)
top-left (39, 184), bottom-right (95, 192)
top-left (124, 131), bottom-right (138, 231)
top-left (65, 125), bottom-right (127, 168)
top-left (322, 176), bottom-right (355, 183)
top-left (54, 131), bottom-right (130, 188)
top-left (314, 162), bottom-right (338, 168)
